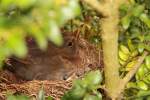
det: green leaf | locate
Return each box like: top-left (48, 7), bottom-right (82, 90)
top-left (83, 70), bottom-right (102, 87)
top-left (83, 94), bottom-right (102, 100)
top-left (120, 44), bottom-right (130, 55)
top-left (72, 85), bottom-right (86, 98)
top-left (1, 0), bottom-right (14, 8)
top-left (59, 0), bottom-right (80, 25)
top-left (144, 44), bottom-right (150, 52)
top-left (1, 0), bottom-right (36, 9)
top-left (47, 96), bottom-right (53, 100)
top-left (143, 75), bottom-right (150, 84)
top-left (68, 0), bottom-right (81, 16)
top-left (14, 0), bottom-right (37, 9)
top-left (6, 33), bottom-right (27, 58)
top-left (119, 50), bottom-right (129, 61)
top-left (136, 64), bottom-right (148, 80)
top-left (62, 82), bottom-right (86, 100)
top-left (61, 7), bottom-right (74, 22)
top-left (144, 34), bottom-right (150, 41)
top-left (137, 90), bottom-right (150, 98)
top-left (62, 70), bottom-right (102, 100)
top-left (132, 5), bottom-right (144, 17)
top-left (137, 81), bottom-right (148, 90)
top-left (126, 82), bottom-right (137, 88)
top-left (48, 20), bottom-right (63, 46)
top-left (119, 4), bottom-right (129, 12)
top-left (131, 50), bottom-right (139, 57)
top-left (7, 95), bottom-right (29, 100)
top-left (138, 43), bottom-right (144, 53)
top-left (127, 39), bottom-right (136, 52)
top-left (140, 14), bottom-right (150, 28)
top-left (121, 15), bottom-right (131, 29)
top-left (145, 55), bottom-right (150, 69)
top-left (125, 60), bottom-right (137, 71)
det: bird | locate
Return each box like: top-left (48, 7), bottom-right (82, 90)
top-left (5, 32), bottom-right (84, 81)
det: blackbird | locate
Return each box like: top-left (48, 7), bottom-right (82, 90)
top-left (5, 32), bottom-right (85, 81)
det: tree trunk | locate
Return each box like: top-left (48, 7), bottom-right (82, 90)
top-left (101, 4), bottom-right (120, 98)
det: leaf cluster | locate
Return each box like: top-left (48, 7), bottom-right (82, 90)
top-left (0, 0), bottom-right (81, 67)
top-left (62, 70), bottom-right (102, 100)
top-left (119, 0), bottom-right (150, 99)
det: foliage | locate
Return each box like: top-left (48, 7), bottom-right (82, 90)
top-left (119, 44), bottom-right (139, 72)
top-left (0, 0), bottom-right (81, 67)
top-left (119, 0), bottom-right (150, 99)
top-left (63, 1), bottom-right (102, 46)
top-left (7, 95), bottom-right (29, 100)
top-left (1, 0), bottom-right (150, 99)
top-left (62, 70), bottom-right (102, 100)
top-left (119, 0), bottom-right (150, 52)
top-left (6, 70), bottom-right (102, 100)
top-left (6, 85), bottom-right (53, 100)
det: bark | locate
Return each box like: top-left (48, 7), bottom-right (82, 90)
top-left (101, 14), bottom-right (120, 100)
top-left (83, 0), bottom-right (147, 99)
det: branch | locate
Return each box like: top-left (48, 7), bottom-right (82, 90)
top-left (114, 51), bottom-right (149, 98)
top-left (122, 51), bottom-right (148, 84)
top-left (83, 0), bottom-right (108, 17)
top-left (111, 51), bottom-right (148, 99)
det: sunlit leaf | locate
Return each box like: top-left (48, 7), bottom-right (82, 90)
top-left (132, 5), bottom-right (144, 17)
top-left (68, 0), bottom-right (81, 16)
top-left (83, 94), bottom-right (102, 100)
top-left (62, 81), bottom-right (86, 100)
top-left (126, 82), bottom-right (137, 88)
top-left (47, 96), bottom-right (53, 100)
top-left (136, 64), bottom-right (147, 80)
top-left (62, 70), bottom-right (102, 100)
top-left (121, 15), bottom-right (131, 29)
top-left (84, 70), bottom-right (102, 86)
top-left (14, 0), bottom-right (37, 9)
top-left (145, 55), bottom-right (150, 69)
top-left (48, 20), bottom-right (63, 46)
top-left (140, 14), bottom-right (150, 28)
top-left (137, 81), bottom-right (148, 90)
top-left (6, 33), bottom-right (27, 58)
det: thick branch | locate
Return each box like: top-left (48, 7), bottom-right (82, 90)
top-left (83, 0), bottom-right (141, 99)
top-left (101, 15), bottom-right (121, 99)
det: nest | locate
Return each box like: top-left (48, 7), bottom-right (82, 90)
top-left (0, 70), bottom-right (72, 100)
top-left (0, 37), bottom-right (102, 100)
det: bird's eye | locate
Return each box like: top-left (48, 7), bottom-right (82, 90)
top-left (67, 41), bottom-right (73, 47)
